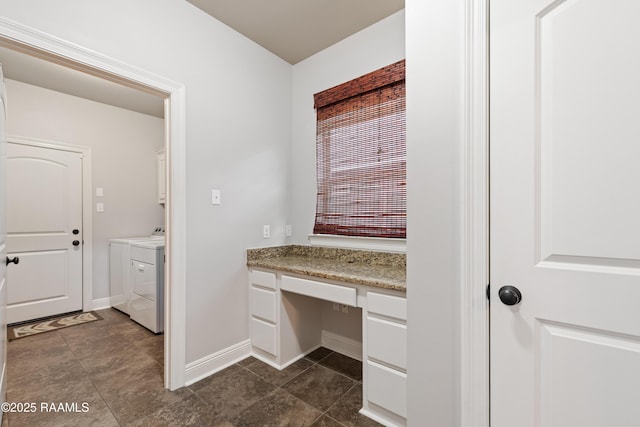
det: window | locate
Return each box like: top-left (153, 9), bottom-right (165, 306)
top-left (313, 60), bottom-right (406, 239)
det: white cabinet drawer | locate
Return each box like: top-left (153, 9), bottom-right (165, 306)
top-left (367, 292), bottom-right (406, 320)
top-left (251, 317), bottom-right (277, 356)
top-left (251, 269), bottom-right (276, 290)
top-left (367, 317), bottom-right (407, 370)
top-left (367, 360), bottom-right (407, 418)
top-left (251, 286), bottom-right (276, 323)
top-left (281, 275), bottom-right (356, 306)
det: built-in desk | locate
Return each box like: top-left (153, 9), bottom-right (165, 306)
top-left (247, 245), bottom-right (406, 427)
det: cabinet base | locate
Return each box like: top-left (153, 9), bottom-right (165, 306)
top-left (360, 404), bottom-right (407, 427)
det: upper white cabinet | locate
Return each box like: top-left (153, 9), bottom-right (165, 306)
top-left (157, 148), bottom-right (166, 204)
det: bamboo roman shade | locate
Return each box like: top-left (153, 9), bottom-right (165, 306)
top-left (313, 60), bottom-right (406, 238)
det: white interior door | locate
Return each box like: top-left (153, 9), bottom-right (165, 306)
top-left (490, 0), bottom-right (640, 426)
top-left (7, 142), bottom-right (83, 323)
top-left (0, 63), bottom-right (9, 410)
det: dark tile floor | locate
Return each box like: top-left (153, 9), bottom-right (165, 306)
top-left (3, 309), bottom-right (381, 426)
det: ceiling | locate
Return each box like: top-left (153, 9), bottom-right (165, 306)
top-left (0, 46), bottom-right (166, 118)
top-left (0, 1), bottom-right (404, 117)
top-left (187, 0), bottom-right (405, 64)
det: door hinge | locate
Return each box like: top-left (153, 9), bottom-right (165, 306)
top-left (486, 283), bottom-right (490, 301)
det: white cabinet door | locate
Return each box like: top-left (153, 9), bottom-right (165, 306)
top-left (250, 317), bottom-right (277, 356)
top-left (367, 317), bottom-right (406, 370)
top-left (367, 360), bottom-right (407, 419)
top-left (491, 1), bottom-right (640, 425)
top-left (251, 286), bottom-right (276, 323)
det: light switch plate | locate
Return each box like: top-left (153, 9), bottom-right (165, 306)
top-left (211, 189), bottom-right (221, 205)
top-left (96, 187), bottom-right (104, 197)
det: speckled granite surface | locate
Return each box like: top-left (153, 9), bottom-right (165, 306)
top-left (246, 245), bottom-right (406, 292)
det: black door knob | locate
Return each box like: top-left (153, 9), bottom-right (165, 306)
top-left (72, 229), bottom-right (80, 235)
top-left (72, 240), bottom-right (80, 246)
top-left (6, 256), bottom-right (19, 266)
top-left (498, 285), bottom-right (522, 306)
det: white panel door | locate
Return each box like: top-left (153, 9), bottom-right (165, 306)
top-left (490, 0), bottom-right (640, 426)
top-left (0, 63), bottom-right (9, 411)
top-left (7, 143), bottom-right (82, 323)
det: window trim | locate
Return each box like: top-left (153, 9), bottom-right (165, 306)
top-left (308, 234), bottom-right (406, 253)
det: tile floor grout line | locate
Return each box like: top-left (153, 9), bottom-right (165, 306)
top-left (316, 362), bottom-right (361, 384)
top-left (309, 349), bottom-right (335, 365)
top-left (325, 413), bottom-right (351, 427)
top-left (59, 328), bottom-right (126, 426)
top-left (320, 381), bottom-right (362, 424)
top-left (235, 355), bottom-right (367, 426)
top-left (58, 313), bottom-right (172, 426)
top-left (239, 352), bottom-right (371, 425)
top-left (59, 329), bottom-right (126, 427)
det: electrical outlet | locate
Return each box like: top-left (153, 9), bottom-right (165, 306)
top-left (285, 224), bottom-right (292, 237)
top-left (332, 303), bottom-right (340, 312)
top-left (341, 304), bottom-right (349, 314)
top-left (263, 225), bottom-right (270, 239)
top-left (96, 202), bottom-right (104, 212)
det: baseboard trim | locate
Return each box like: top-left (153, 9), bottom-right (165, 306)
top-left (184, 339), bottom-right (251, 386)
top-left (251, 348), bottom-right (312, 371)
top-left (360, 405), bottom-right (406, 427)
top-left (92, 297), bottom-right (111, 311)
top-left (321, 330), bottom-right (362, 361)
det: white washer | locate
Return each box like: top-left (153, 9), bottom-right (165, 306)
top-left (129, 240), bottom-right (165, 333)
top-left (109, 229), bottom-right (164, 315)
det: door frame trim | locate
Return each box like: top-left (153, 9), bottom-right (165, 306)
top-left (461, 0), bottom-right (489, 426)
top-left (7, 136), bottom-right (94, 314)
top-left (0, 17), bottom-right (188, 390)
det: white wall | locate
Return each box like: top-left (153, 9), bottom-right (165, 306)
top-left (0, 0), bottom-right (292, 364)
top-left (321, 301), bottom-right (362, 349)
top-left (289, 11), bottom-right (405, 244)
top-left (5, 79), bottom-right (164, 302)
top-left (406, 0), bottom-right (463, 425)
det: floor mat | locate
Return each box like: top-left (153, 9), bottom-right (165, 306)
top-left (8, 311), bottom-right (103, 341)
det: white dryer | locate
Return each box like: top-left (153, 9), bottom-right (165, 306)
top-left (109, 228), bottom-right (164, 315)
top-left (129, 240), bottom-right (165, 333)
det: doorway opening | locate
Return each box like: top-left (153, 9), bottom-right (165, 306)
top-left (0, 20), bottom-right (187, 390)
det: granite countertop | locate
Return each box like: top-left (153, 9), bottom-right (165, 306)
top-left (246, 245), bottom-right (406, 292)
